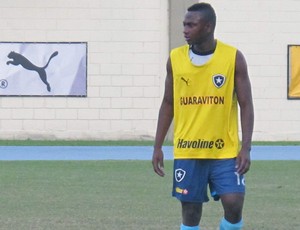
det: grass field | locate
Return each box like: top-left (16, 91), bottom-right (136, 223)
top-left (0, 160), bottom-right (299, 230)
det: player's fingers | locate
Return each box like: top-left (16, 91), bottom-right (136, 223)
top-left (152, 149), bottom-right (165, 177)
top-left (155, 163), bottom-right (165, 177)
top-left (152, 157), bottom-right (165, 177)
top-left (235, 156), bottom-right (241, 169)
top-left (236, 156), bottom-right (245, 174)
top-left (158, 162), bottom-right (165, 176)
top-left (242, 159), bottom-right (251, 174)
top-left (160, 159), bottom-right (164, 171)
top-left (237, 158), bottom-right (250, 175)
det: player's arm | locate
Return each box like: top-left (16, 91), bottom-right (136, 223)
top-left (234, 50), bottom-right (254, 175)
top-left (152, 57), bottom-right (174, 177)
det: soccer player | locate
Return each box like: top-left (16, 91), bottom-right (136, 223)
top-left (152, 2), bottom-right (254, 230)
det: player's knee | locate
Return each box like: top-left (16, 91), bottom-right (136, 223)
top-left (224, 210), bottom-right (242, 223)
top-left (181, 202), bottom-right (202, 226)
top-left (221, 194), bottom-right (244, 222)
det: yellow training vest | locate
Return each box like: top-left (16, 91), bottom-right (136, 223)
top-left (171, 40), bottom-right (240, 159)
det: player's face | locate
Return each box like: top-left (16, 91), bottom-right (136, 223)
top-left (183, 11), bottom-right (211, 45)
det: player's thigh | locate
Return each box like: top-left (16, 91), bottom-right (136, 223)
top-left (209, 159), bottom-right (245, 197)
top-left (173, 159), bottom-right (210, 203)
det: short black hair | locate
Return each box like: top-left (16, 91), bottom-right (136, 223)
top-left (187, 3), bottom-right (216, 28)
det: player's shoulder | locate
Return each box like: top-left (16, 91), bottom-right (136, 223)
top-left (171, 44), bottom-right (189, 55)
top-left (216, 40), bottom-right (237, 52)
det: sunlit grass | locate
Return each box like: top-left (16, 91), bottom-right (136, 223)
top-left (0, 161), bottom-right (299, 229)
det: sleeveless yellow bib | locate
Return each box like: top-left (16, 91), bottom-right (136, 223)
top-left (171, 40), bottom-right (240, 159)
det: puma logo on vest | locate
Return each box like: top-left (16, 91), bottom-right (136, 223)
top-left (7, 51), bottom-right (59, 92)
top-left (181, 77), bottom-right (190, 86)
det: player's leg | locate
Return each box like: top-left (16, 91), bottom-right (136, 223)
top-left (172, 159), bottom-right (209, 230)
top-left (209, 158), bottom-right (245, 229)
top-left (181, 201), bottom-right (202, 229)
top-left (219, 193), bottom-right (244, 229)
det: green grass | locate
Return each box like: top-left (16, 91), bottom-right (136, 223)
top-left (0, 161), bottom-right (299, 229)
top-left (244, 161), bottom-right (299, 229)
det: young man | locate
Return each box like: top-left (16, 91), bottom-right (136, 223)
top-left (152, 3), bottom-right (254, 230)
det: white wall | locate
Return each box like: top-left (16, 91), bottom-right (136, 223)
top-left (0, 0), bottom-right (168, 140)
top-left (0, 0), bottom-right (300, 141)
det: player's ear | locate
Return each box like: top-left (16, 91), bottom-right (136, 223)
top-left (205, 21), bottom-right (213, 33)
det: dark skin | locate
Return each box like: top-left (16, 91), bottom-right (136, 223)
top-left (152, 10), bottom-right (254, 226)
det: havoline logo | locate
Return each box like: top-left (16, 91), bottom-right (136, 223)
top-left (177, 138), bottom-right (225, 150)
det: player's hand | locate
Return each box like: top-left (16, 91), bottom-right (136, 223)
top-left (152, 148), bottom-right (165, 177)
top-left (235, 148), bottom-right (251, 175)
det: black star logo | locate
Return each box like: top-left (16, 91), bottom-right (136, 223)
top-left (215, 139), bottom-right (225, 149)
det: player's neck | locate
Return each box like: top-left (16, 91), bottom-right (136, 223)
top-left (192, 39), bottom-right (216, 55)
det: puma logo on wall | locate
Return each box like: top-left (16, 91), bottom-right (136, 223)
top-left (6, 51), bottom-right (58, 92)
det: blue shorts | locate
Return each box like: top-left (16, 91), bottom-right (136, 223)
top-left (172, 158), bottom-right (245, 203)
